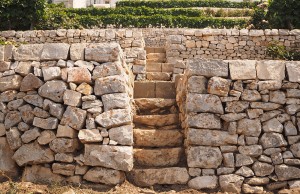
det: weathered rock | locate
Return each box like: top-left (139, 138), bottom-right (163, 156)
top-left (92, 61), bottom-right (124, 79)
top-left (238, 145), bottom-right (263, 157)
top-left (20, 73), bottom-right (44, 92)
top-left (188, 176), bottom-right (218, 190)
top-left (187, 113), bottom-right (221, 129)
top-left (260, 110), bottom-right (282, 122)
top-left (108, 125), bottom-right (133, 145)
top-left (262, 118), bottom-right (283, 133)
top-left (259, 133), bottom-right (287, 149)
top-left (84, 145), bottom-right (133, 171)
top-left (275, 164), bottom-right (300, 181)
top-left (0, 61), bottom-right (10, 72)
top-left (15, 61), bottom-right (33, 76)
top-left (242, 184), bottom-right (264, 194)
top-left (187, 59), bottom-right (228, 77)
top-left (33, 117), bottom-right (58, 130)
top-left (237, 119), bottom-right (261, 137)
top-left (95, 109), bottom-right (131, 128)
top-left (55, 153), bottom-right (74, 163)
top-left (286, 104), bottom-right (300, 115)
top-left (13, 142), bottom-right (54, 166)
top-left (256, 60), bottom-right (285, 80)
top-left (286, 61), bottom-right (300, 82)
top-left (207, 76), bottom-right (230, 97)
top-left (76, 82), bottom-right (93, 95)
top-left (258, 80), bottom-right (282, 91)
top-left (94, 75), bottom-right (128, 96)
top-left (186, 93), bottom-right (224, 114)
top-left (85, 43), bottom-right (122, 62)
top-left (21, 127), bottom-right (40, 143)
top-left (49, 138), bottom-right (79, 153)
top-left (0, 75), bottom-right (22, 92)
top-left (13, 44), bottom-right (43, 61)
top-left (38, 80), bottom-right (67, 102)
top-left (235, 154), bottom-right (254, 167)
top-left (225, 101), bottom-right (249, 113)
top-left (7, 99), bottom-right (24, 110)
top-left (241, 90), bottom-right (261, 101)
top-left (253, 161), bottom-right (274, 177)
top-left (129, 168), bottom-right (189, 186)
top-left (229, 60), bottom-right (256, 80)
top-left (235, 166), bottom-right (254, 177)
top-left (187, 146), bottom-right (222, 168)
top-left (42, 67), bottom-right (61, 81)
top-left (219, 174), bottom-right (244, 193)
top-left (23, 94), bottom-right (43, 108)
top-left (0, 90), bottom-right (17, 102)
top-left (5, 111), bottom-right (22, 129)
top-left (78, 129), bottom-right (102, 143)
top-left (67, 67), bottom-right (91, 84)
top-left (37, 130), bottom-right (56, 145)
top-left (44, 99), bottom-right (64, 119)
top-left (221, 113), bottom-right (247, 122)
top-left (0, 137), bottom-right (20, 181)
top-left (63, 90), bottom-right (81, 107)
top-left (245, 177), bottom-right (269, 185)
top-left (84, 167), bottom-right (125, 185)
top-left (187, 129), bottom-right (238, 146)
top-left (22, 165), bottom-right (64, 184)
top-left (52, 163), bottom-right (75, 176)
top-left (270, 91), bottom-right (286, 105)
top-left (290, 143), bottom-right (300, 158)
top-left (187, 76), bottom-right (207, 93)
top-left (41, 43), bottom-right (70, 60)
top-left (60, 106), bottom-right (87, 130)
top-left (70, 43), bottom-right (86, 61)
top-left (250, 102), bottom-right (281, 111)
top-left (56, 125), bottom-right (77, 138)
top-left (82, 100), bottom-right (102, 109)
top-left (102, 93), bottom-right (130, 111)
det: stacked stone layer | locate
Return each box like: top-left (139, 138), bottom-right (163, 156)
top-left (0, 42), bottom-right (134, 186)
top-left (177, 59), bottom-right (300, 192)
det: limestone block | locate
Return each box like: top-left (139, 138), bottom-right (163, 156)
top-left (85, 43), bottom-right (122, 62)
top-left (42, 67), bottom-right (61, 81)
top-left (95, 109), bottom-right (131, 128)
top-left (20, 73), bottom-right (44, 92)
top-left (229, 60), bottom-right (256, 80)
top-left (52, 163), bottom-right (75, 176)
top-left (78, 129), bottom-right (103, 143)
top-left (187, 129), bottom-right (238, 146)
top-left (84, 145), bottom-right (133, 171)
top-left (94, 75), bottom-right (128, 96)
top-left (187, 113), bottom-right (221, 129)
top-left (259, 133), bottom-right (287, 149)
top-left (38, 80), bottom-right (67, 103)
top-left (70, 43), bottom-right (86, 60)
top-left (219, 174), bottom-right (244, 193)
top-left (56, 125), bottom-right (77, 138)
top-left (102, 93), bottom-right (130, 111)
top-left (186, 93), bottom-right (223, 114)
top-left (286, 61), bottom-right (300, 82)
top-left (13, 143), bottom-right (54, 166)
top-left (37, 130), bottom-right (56, 145)
top-left (60, 106), bottom-right (87, 130)
top-left (187, 59), bottom-right (228, 77)
top-left (13, 44), bottom-right (43, 61)
top-left (41, 43), bottom-right (70, 60)
top-left (21, 127), bottom-right (40, 143)
top-left (67, 67), bottom-right (91, 84)
top-left (108, 125), bottom-right (133, 146)
top-left (22, 165), bottom-right (64, 184)
top-left (49, 138), bottom-right (79, 153)
top-left (63, 90), bottom-right (81, 107)
top-left (188, 176), bottom-right (218, 190)
top-left (256, 60), bottom-right (285, 80)
top-left (83, 167), bottom-right (125, 185)
top-left (0, 75), bottom-right (22, 92)
top-left (187, 76), bottom-right (207, 93)
top-left (238, 145), bottom-right (263, 157)
top-left (187, 146), bottom-right (222, 168)
top-left (92, 62), bottom-right (124, 79)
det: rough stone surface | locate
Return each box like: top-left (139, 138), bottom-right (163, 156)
top-left (188, 176), bottom-right (218, 190)
top-left (41, 43), bottom-right (70, 60)
top-left (219, 174), bottom-right (244, 193)
top-left (187, 146), bottom-right (222, 168)
top-left (256, 60), bottom-right (285, 80)
top-left (187, 59), bottom-right (228, 77)
top-left (38, 80), bottom-right (67, 102)
top-left (60, 106), bottom-right (87, 130)
top-left (83, 167), bottom-right (125, 185)
top-left (95, 109), bottom-right (131, 128)
top-left (229, 60), bottom-right (256, 80)
top-left (186, 93), bottom-right (224, 114)
top-left (0, 75), bottom-right (23, 92)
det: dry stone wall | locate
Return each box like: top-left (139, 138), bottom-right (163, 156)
top-left (177, 59), bottom-right (300, 192)
top-left (0, 42), bottom-right (134, 186)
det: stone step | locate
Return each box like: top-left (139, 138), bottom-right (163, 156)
top-left (134, 81), bottom-right (175, 98)
top-left (133, 129), bottom-right (183, 147)
top-left (145, 47), bottom-right (165, 54)
top-left (135, 98), bottom-right (176, 111)
top-left (146, 63), bottom-right (174, 73)
top-left (127, 167), bottom-right (190, 187)
top-left (147, 53), bottom-right (166, 60)
top-left (146, 72), bottom-right (171, 81)
top-left (134, 147), bottom-right (184, 167)
top-left (133, 114), bottom-right (179, 127)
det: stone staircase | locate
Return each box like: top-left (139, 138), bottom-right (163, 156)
top-left (128, 48), bottom-right (189, 187)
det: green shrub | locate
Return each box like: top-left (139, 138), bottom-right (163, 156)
top-left (249, 7), bottom-right (269, 29)
top-left (116, 0), bottom-right (258, 8)
top-left (267, 0), bottom-right (300, 29)
top-left (267, 41), bottom-right (300, 61)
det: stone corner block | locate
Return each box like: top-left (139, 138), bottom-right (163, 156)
top-left (256, 60), bottom-right (285, 80)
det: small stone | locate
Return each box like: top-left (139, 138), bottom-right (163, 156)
top-left (238, 145), bottom-right (262, 157)
top-left (250, 102), bottom-right (281, 111)
top-left (207, 76), bottom-right (230, 97)
top-left (92, 61), bottom-right (124, 79)
top-left (33, 107), bottom-right (50, 118)
top-left (60, 106), bottom-right (87, 130)
top-left (237, 119), bottom-right (261, 137)
top-left (241, 90), bottom-right (261, 101)
top-left (63, 90), bottom-right (81, 107)
top-left (52, 163), bottom-right (75, 176)
top-left (22, 165), bottom-right (64, 184)
top-left (38, 80), bottom-right (67, 102)
top-left (42, 67), bottom-right (61, 81)
top-left (219, 174), bottom-right (244, 193)
top-left (188, 176), bottom-right (218, 190)
top-left (15, 61), bottom-right (32, 76)
top-left (0, 75), bottom-right (23, 92)
top-left (23, 94), bottom-right (43, 107)
top-left (188, 168), bottom-right (202, 177)
top-left (252, 161), bottom-right (274, 176)
top-left (271, 152), bottom-right (283, 164)
top-left (235, 154), bottom-right (254, 167)
top-left (187, 76), bottom-right (207, 93)
top-left (20, 74), bottom-right (44, 92)
top-left (225, 101), bottom-right (249, 113)
top-left (56, 125), bottom-right (77, 138)
top-left (7, 99), bottom-right (24, 110)
top-left (6, 127), bottom-right (22, 150)
top-left (76, 82), bottom-right (93, 95)
top-left (223, 153), bottom-right (234, 168)
top-left (108, 125), bottom-right (133, 146)
top-left (5, 111), bottom-right (22, 129)
top-left (18, 105), bottom-right (34, 124)
top-left (242, 184), bottom-right (264, 194)
top-left (37, 130), bottom-right (56, 145)
top-left (270, 91), bottom-right (286, 104)
top-left (95, 109), bottom-right (131, 128)
top-left (21, 128), bottom-right (40, 143)
top-left (290, 143), bottom-right (300, 158)
top-left (259, 133), bottom-right (287, 149)
top-left (262, 118), bottom-right (283, 133)
top-left (82, 100), bottom-right (102, 109)
top-left (49, 138), bottom-right (79, 153)
top-left (258, 80), bottom-right (281, 91)
top-left (284, 121), bottom-right (297, 136)
top-left (186, 93), bottom-right (224, 114)
top-left (245, 177), bottom-right (269, 186)
top-left (221, 113), bottom-right (247, 122)
top-left (187, 113), bottom-right (221, 129)
top-left (33, 117), bottom-right (58, 130)
top-left (0, 90), bottom-right (17, 102)
top-left (67, 67), bottom-right (91, 84)
top-left (235, 166), bottom-right (254, 177)
top-left (275, 164), bottom-right (300, 181)
top-left (102, 93), bottom-right (130, 112)
top-left (83, 167), bottom-right (125, 185)
top-left (187, 146), bottom-right (222, 168)
top-left (78, 129), bottom-right (103, 143)
top-left (94, 75), bottom-right (128, 96)
top-left (75, 165), bottom-right (88, 175)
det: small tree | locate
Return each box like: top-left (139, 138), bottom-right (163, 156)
top-left (0, 0), bottom-right (47, 30)
top-left (267, 0), bottom-right (300, 29)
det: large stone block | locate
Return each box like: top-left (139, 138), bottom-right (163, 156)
top-left (187, 146), bottom-right (222, 168)
top-left (92, 62), bottom-right (124, 79)
top-left (70, 43), bottom-right (86, 60)
top-left (60, 106), bottom-right (87, 130)
top-left (108, 125), bottom-right (133, 146)
top-left (237, 119), bottom-right (261, 137)
top-left (13, 44), bottom-right (43, 61)
top-left (259, 132), bottom-right (287, 149)
top-left (0, 75), bottom-right (22, 92)
top-left (102, 93), bottom-right (130, 112)
top-left (85, 43), bottom-right (122, 62)
top-left (229, 60), bottom-right (257, 80)
top-left (187, 113), bottom-right (221, 129)
top-left (41, 43), bottom-right (70, 60)
top-left (83, 167), bottom-right (125, 185)
top-left (186, 93), bottom-right (224, 114)
top-left (84, 145), bottom-right (133, 171)
top-left (275, 164), bottom-right (300, 181)
top-left (188, 176), bottom-right (218, 190)
top-left (256, 60), bottom-right (285, 80)
top-left (286, 61), bottom-right (300, 82)
top-left (22, 165), bottom-right (64, 184)
top-left (38, 80), bottom-right (67, 103)
top-left (94, 75), bottom-right (128, 96)
top-left (187, 76), bottom-right (207, 93)
top-left (95, 109), bottom-right (131, 128)
top-left (187, 59), bottom-right (228, 77)
top-left (219, 174), bottom-right (244, 193)
top-left (20, 73), bottom-right (44, 92)
top-left (187, 129), bottom-right (238, 146)
top-left (67, 67), bottom-right (91, 84)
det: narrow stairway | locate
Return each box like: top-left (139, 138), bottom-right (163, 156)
top-left (128, 48), bottom-right (188, 187)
